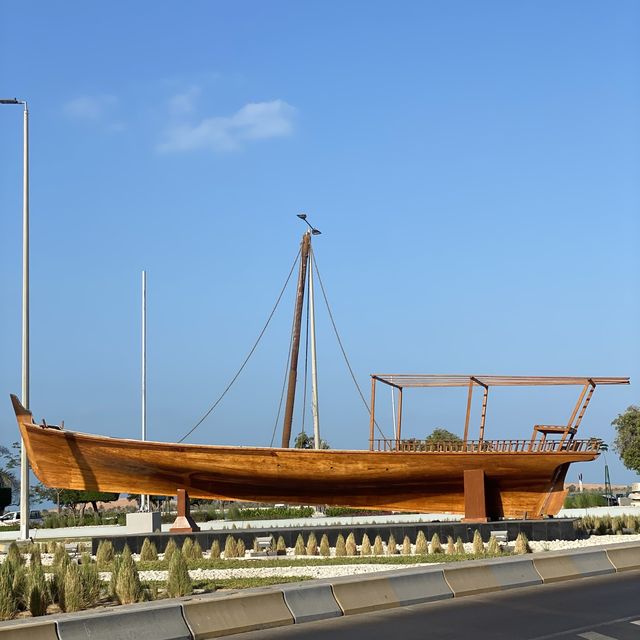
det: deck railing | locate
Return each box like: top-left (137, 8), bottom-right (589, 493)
top-left (370, 439), bottom-right (602, 453)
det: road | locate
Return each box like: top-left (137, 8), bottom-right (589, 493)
top-left (232, 571), bottom-right (640, 640)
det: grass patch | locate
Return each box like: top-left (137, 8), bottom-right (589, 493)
top-left (142, 576), bottom-right (311, 592)
top-left (135, 552), bottom-right (506, 572)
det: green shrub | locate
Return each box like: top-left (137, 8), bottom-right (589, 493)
top-left (430, 533), bottom-right (442, 554)
top-left (164, 538), bottom-right (177, 562)
top-left (6, 542), bottom-right (23, 570)
top-left (27, 562), bottom-right (48, 617)
top-left (140, 538), bottom-right (158, 561)
top-left (361, 534), bottom-right (372, 556)
top-left (96, 540), bottom-right (114, 566)
top-left (319, 534), bottom-right (330, 557)
top-left (372, 535), bottom-right (384, 556)
top-left (115, 546), bottom-right (142, 604)
top-left (0, 563), bottom-right (17, 620)
top-left (80, 553), bottom-right (101, 608)
top-left (294, 534), bottom-right (306, 556)
top-left (387, 534), bottom-right (398, 555)
top-left (346, 533), bottom-right (357, 556)
top-left (182, 538), bottom-right (194, 558)
top-left (210, 539), bottom-right (221, 558)
top-left (335, 534), bottom-right (347, 557)
top-left (472, 530), bottom-right (484, 555)
top-left (306, 532), bottom-right (318, 556)
top-left (415, 531), bottom-right (428, 555)
top-left (167, 548), bottom-right (192, 598)
top-left (514, 532), bottom-right (531, 555)
top-left (224, 535), bottom-right (238, 559)
top-left (63, 563), bottom-right (84, 612)
top-left (445, 536), bottom-right (455, 555)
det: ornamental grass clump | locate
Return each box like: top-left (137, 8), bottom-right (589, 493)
top-left (360, 534), bottom-right (372, 556)
top-left (455, 537), bottom-right (465, 555)
top-left (472, 530), bottom-right (485, 555)
top-left (182, 538), bottom-right (194, 559)
top-left (140, 538), bottom-right (158, 562)
top-left (167, 548), bottom-right (192, 598)
top-left (335, 534), bottom-right (347, 557)
top-left (306, 532), bottom-right (318, 556)
top-left (414, 531), bottom-right (428, 555)
top-left (294, 534), bottom-right (306, 556)
top-left (63, 563), bottom-right (84, 612)
top-left (319, 534), bottom-right (330, 557)
top-left (446, 536), bottom-right (455, 555)
top-left (402, 535), bottom-right (412, 556)
top-left (487, 535), bottom-right (500, 555)
top-left (387, 534), bottom-right (398, 555)
top-left (224, 535), bottom-right (238, 559)
top-left (372, 535), bottom-right (384, 556)
top-left (27, 562), bottom-right (48, 617)
top-left (276, 536), bottom-right (287, 553)
top-left (6, 542), bottom-right (23, 570)
top-left (80, 553), bottom-right (101, 609)
top-left (514, 532), bottom-right (531, 555)
top-left (210, 539), bottom-right (221, 559)
top-left (346, 533), bottom-right (357, 556)
top-left (115, 546), bottom-right (142, 604)
top-left (0, 562), bottom-right (17, 621)
top-left (30, 545), bottom-right (42, 568)
top-left (96, 540), bottom-right (114, 567)
top-left (164, 538), bottom-right (177, 562)
top-left (236, 538), bottom-right (246, 558)
top-left (430, 533), bottom-right (443, 554)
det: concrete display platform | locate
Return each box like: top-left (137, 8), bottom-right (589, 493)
top-left (92, 518), bottom-right (579, 554)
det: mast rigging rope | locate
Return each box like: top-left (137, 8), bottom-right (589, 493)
top-left (178, 249), bottom-right (301, 443)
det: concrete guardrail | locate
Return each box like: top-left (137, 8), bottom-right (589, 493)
top-left (0, 541), bottom-right (638, 639)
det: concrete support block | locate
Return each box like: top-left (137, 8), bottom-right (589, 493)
top-left (126, 511), bottom-right (161, 535)
top-left (532, 548), bottom-right (615, 583)
top-left (0, 620), bottom-right (58, 640)
top-left (281, 583), bottom-right (343, 623)
top-left (56, 604), bottom-right (191, 640)
top-left (443, 558), bottom-right (541, 596)
top-left (182, 590), bottom-right (293, 638)
top-left (604, 542), bottom-right (640, 572)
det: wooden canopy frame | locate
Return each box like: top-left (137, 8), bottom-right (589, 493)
top-left (368, 375), bottom-right (630, 451)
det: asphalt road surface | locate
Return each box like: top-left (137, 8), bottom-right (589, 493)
top-left (232, 571), bottom-right (640, 640)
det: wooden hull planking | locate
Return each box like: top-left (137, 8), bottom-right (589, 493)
top-left (16, 416), bottom-right (596, 519)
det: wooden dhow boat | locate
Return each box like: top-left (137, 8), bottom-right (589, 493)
top-left (9, 229), bottom-right (630, 520)
top-left (10, 374), bottom-right (628, 520)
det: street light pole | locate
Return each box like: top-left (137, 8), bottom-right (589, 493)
top-left (1, 98), bottom-right (30, 540)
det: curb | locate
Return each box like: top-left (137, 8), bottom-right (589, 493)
top-left (0, 541), bottom-right (638, 639)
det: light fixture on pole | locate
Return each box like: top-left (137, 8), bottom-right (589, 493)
top-left (297, 213), bottom-right (321, 235)
top-left (1, 97), bottom-right (30, 540)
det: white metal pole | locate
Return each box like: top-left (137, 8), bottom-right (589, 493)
top-left (308, 248), bottom-right (321, 449)
top-left (141, 270), bottom-right (148, 511)
top-left (391, 387), bottom-right (397, 441)
top-left (20, 102), bottom-right (30, 540)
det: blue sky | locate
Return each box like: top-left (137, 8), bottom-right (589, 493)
top-left (1, 2), bottom-right (638, 485)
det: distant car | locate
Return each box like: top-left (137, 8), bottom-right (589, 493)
top-left (0, 510), bottom-right (44, 527)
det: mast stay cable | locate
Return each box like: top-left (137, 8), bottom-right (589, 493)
top-left (311, 249), bottom-right (387, 439)
top-left (178, 249), bottom-right (302, 443)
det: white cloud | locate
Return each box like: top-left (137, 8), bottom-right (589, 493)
top-left (168, 86), bottom-right (201, 116)
top-left (158, 99), bottom-right (296, 153)
top-left (63, 95), bottom-right (118, 120)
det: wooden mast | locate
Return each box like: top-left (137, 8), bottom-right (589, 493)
top-left (281, 231), bottom-right (311, 448)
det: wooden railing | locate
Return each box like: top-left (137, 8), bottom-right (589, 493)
top-left (370, 439), bottom-right (603, 453)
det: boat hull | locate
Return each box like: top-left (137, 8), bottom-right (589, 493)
top-left (16, 418), bottom-right (596, 519)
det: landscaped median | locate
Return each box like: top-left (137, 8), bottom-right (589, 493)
top-left (0, 540), bottom-right (638, 639)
